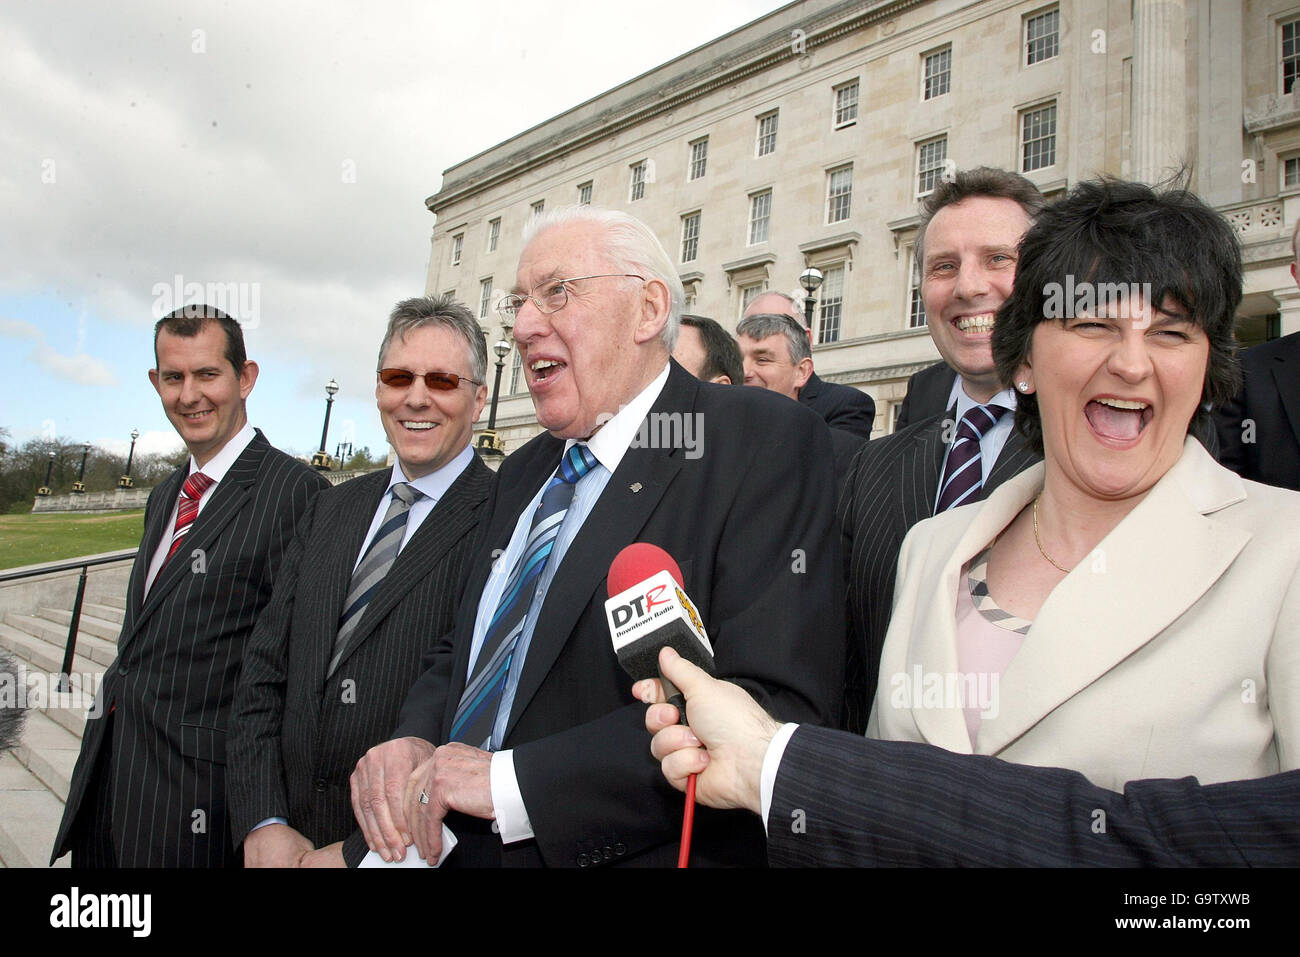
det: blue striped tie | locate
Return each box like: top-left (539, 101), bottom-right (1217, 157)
top-left (936, 404), bottom-right (1008, 513)
top-left (328, 482), bottom-right (422, 677)
top-left (450, 443), bottom-right (598, 749)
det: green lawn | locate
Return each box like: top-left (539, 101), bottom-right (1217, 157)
top-left (0, 510), bottom-right (144, 571)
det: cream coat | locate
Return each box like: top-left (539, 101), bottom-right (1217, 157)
top-left (868, 437), bottom-right (1300, 789)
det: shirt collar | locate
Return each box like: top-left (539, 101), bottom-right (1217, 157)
top-left (567, 362), bottom-right (670, 475)
top-left (388, 443), bottom-right (474, 504)
top-left (948, 378), bottom-right (1018, 421)
top-left (188, 421), bottom-right (257, 484)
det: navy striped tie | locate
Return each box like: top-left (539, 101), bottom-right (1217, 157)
top-left (450, 443), bottom-right (598, 749)
top-left (328, 482), bottom-right (422, 677)
top-left (936, 404), bottom-right (1008, 513)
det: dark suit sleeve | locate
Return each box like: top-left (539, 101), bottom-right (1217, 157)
top-left (825, 388), bottom-right (875, 439)
top-left (767, 726), bottom-right (1300, 866)
top-left (513, 406), bottom-right (846, 865)
top-left (1214, 383), bottom-right (1250, 478)
top-left (895, 378), bottom-right (914, 431)
top-left (227, 492), bottom-right (320, 845)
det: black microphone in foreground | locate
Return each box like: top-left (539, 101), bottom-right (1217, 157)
top-left (605, 542), bottom-right (715, 715)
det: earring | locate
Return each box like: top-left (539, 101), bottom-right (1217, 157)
top-left (1016, 381), bottom-right (1030, 392)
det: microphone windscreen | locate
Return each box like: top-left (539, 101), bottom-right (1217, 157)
top-left (607, 542), bottom-right (682, 597)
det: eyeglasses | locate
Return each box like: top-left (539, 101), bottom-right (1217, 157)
top-left (377, 368), bottom-right (482, 390)
top-left (496, 274), bottom-right (647, 319)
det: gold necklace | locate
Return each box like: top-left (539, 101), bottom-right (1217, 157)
top-left (1032, 494), bottom-right (1072, 573)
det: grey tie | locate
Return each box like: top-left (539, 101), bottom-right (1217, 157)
top-left (328, 482), bottom-right (423, 677)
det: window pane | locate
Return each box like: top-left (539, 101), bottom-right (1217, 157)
top-left (817, 265), bottom-right (844, 344)
top-left (689, 139), bottom-right (708, 180)
top-left (452, 234), bottom-right (463, 266)
top-left (509, 348), bottom-right (523, 393)
top-left (757, 112), bottom-right (779, 156)
top-left (917, 137), bottom-right (947, 194)
top-left (1021, 104), bottom-right (1057, 172)
top-left (827, 166), bottom-right (853, 224)
top-left (924, 48), bottom-right (951, 99)
top-left (748, 191), bottom-right (771, 244)
top-left (1025, 8), bottom-right (1060, 65)
top-left (681, 212), bottom-right (700, 262)
top-left (630, 162), bottom-right (646, 201)
top-left (479, 278), bottom-right (493, 319)
top-left (578, 183), bottom-right (592, 205)
top-left (488, 218), bottom-right (500, 252)
top-left (741, 283), bottom-right (766, 318)
top-left (1285, 20), bottom-right (1300, 94)
top-left (909, 252), bottom-right (927, 328)
top-left (834, 82), bottom-right (859, 127)
top-left (1286, 157), bottom-right (1300, 188)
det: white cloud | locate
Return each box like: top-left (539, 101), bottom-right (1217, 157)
top-left (32, 343), bottom-right (118, 386)
top-left (97, 430), bottom-right (184, 460)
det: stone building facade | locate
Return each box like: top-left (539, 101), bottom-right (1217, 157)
top-left (424, 0), bottom-right (1300, 448)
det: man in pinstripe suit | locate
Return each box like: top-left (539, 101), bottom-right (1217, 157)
top-left (52, 306), bottom-right (328, 867)
top-left (228, 296), bottom-right (494, 868)
top-left (840, 169), bottom-right (1044, 733)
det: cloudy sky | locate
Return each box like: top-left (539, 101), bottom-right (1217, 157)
top-left (0, 0), bottom-right (782, 463)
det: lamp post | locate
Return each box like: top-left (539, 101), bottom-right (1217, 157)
top-left (312, 378), bottom-right (339, 470)
top-left (38, 451), bottom-right (55, 496)
top-left (335, 441), bottom-right (353, 470)
top-left (72, 441), bottom-right (90, 493)
top-left (476, 337), bottom-right (512, 458)
top-left (118, 428), bottom-right (139, 488)
top-left (799, 267), bottom-right (824, 331)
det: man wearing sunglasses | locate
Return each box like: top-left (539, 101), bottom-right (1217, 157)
top-left (350, 206), bottom-right (843, 868)
top-left (228, 295), bottom-right (494, 867)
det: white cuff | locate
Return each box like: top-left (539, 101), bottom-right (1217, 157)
top-left (250, 817), bottom-right (288, 832)
top-left (489, 749), bottom-right (534, 843)
top-left (759, 723), bottom-right (800, 835)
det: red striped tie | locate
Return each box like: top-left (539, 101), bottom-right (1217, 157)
top-left (165, 472), bottom-right (215, 564)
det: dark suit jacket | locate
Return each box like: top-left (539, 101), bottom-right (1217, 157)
top-left (767, 726), bottom-right (1300, 866)
top-left (829, 426), bottom-right (865, 498)
top-left (894, 361), bottom-right (956, 431)
top-left (227, 456), bottom-right (493, 857)
top-left (52, 430), bottom-right (328, 866)
top-left (800, 371), bottom-right (875, 438)
top-left (838, 409), bottom-right (1041, 734)
top-left (389, 360), bottom-right (845, 867)
top-left (1214, 331), bottom-right (1300, 492)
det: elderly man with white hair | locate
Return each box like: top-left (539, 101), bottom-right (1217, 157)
top-left (349, 206), bottom-right (844, 868)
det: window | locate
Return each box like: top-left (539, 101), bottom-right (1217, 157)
top-left (1286, 156), bottom-right (1300, 189)
top-left (740, 282), bottom-right (766, 318)
top-left (826, 165), bottom-right (853, 224)
top-left (833, 81), bottom-right (859, 128)
top-left (923, 47), bottom-right (951, 99)
top-left (530, 199), bottom-right (545, 217)
top-left (629, 161), bottom-right (648, 202)
top-left (756, 111), bottom-right (779, 156)
top-left (578, 182), bottom-right (593, 205)
top-left (509, 348), bottom-right (523, 394)
top-left (681, 212), bottom-right (701, 263)
top-left (916, 137), bottom-right (947, 195)
top-left (1021, 103), bottom-right (1057, 172)
top-left (1024, 7), bottom-right (1059, 65)
top-left (487, 217), bottom-right (500, 253)
top-left (908, 249), bottom-right (927, 328)
top-left (817, 265), bottom-right (844, 344)
top-left (479, 278), bottom-right (493, 319)
top-left (689, 138), bottom-right (708, 180)
top-left (748, 190), bottom-right (772, 244)
top-left (1284, 19), bottom-right (1300, 93)
top-left (451, 233), bottom-right (463, 266)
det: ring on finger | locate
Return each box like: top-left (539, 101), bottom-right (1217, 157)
top-left (418, 790), bottom-right (430, 806)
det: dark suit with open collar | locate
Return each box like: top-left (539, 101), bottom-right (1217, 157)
top-left (385, 359), bottom-right (845, 867)
top-left (838, 407), bottom-right (1041, 734)
top-left (52, 430), bottom-right (327, 866)
top-left (228, 455), bottom-right (493, 859)
top-left (1214, 331), bottom-right (1300, 492)
top-left (800, 371), bottom-right (876, 438)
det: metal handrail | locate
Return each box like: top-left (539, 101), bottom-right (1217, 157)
top-left (0, 549), bottom-right (136, 691)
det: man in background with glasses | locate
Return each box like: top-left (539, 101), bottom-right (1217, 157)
top-left (228, 295), bottom-right (494, 866)
top-left (351, 206), bottom-right (844, 867)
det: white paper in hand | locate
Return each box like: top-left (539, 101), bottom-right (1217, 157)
top-left (357, 824), bottom-right (458, 867)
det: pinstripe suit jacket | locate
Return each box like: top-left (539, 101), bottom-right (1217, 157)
top-left (838, 408), bottom-right (1040, 733)
top-left (52, 430), bottom-right (328, 866)
top-left (227, 456), bottom-right (493, 857)
top-left (766, 727), bottom-right (1300, 866)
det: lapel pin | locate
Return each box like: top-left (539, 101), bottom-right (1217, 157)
top-left (629, 482), bottom-right (643, 493)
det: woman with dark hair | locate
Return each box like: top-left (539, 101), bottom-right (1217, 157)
top-left (864, 178), bottom-right (1300, 789)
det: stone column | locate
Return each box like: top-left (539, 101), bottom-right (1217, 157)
top-left (1132, 0), bottom-right (1188, 185)
top-left (1276, 287), bottom-right (1300, 337)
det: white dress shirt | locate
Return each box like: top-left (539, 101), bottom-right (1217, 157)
top-left (143, 421), bottom-right (257, 596)
top-left (486, 363), bottom-right (671, 845)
